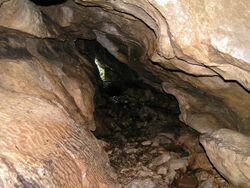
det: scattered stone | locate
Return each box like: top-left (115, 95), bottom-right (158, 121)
top-left (151, 153), bottom-right (171, 166)
top-left (164, 171), bottom-right (176, 184)
top-left (151, 140), bottom-right (159, 147)
top-left (95, 82), bottom-right (229, 187)
top-left (158, 133), bottom-right (175, 141)
top-left (157, 166), bottom-right (168, 175)
top-left (152, 135), bottom-right (172, 146)
top-left (125, 178), bottom-right (156, 188)
top-left (149, 149), bottom-right (158, 154)
top-left (141, 140), bottom-right (152, 146)
top-left (178, 132), bottom-right (203, 153)
top-left (195, 171), bottom-right (212, 182)
top-left (198, 180), bottom-right (215, 188)
top-left (125, 148), bottom-right (138, 154)
top-left (137, 169), bottom-right (154, 177)
top-left (152, 175), bottom-right (162, 179)
top-left (176, 175), bottom-right (198, 188)
top-left (188, 153), bottom-right (213, 171)
top-left (168, 158), bottom-right (188, 172)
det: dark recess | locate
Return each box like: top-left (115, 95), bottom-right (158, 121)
top-left (30, 0), bottom-right (67, 6)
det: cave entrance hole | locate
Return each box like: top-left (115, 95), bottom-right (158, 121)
top-left (75, 38), bottom-right (227, 187)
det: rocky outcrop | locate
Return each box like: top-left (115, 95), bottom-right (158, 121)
top-left (200, 129), bottom-right (250, 187)
top-left (0, 27), bottom-right (118, 187)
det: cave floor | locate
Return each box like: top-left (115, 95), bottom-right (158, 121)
top-left (94, 81), bottom-right (230, 188)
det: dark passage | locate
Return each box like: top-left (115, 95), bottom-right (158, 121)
top-left (30, 0), bottom-right (67, 6)
top-left (76, 39), bottom-right (230, 188)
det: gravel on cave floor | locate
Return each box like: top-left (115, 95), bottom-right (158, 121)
top-left (94, 81), bottom-right (231, 188)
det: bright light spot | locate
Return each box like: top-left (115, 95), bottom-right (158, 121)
top-left (211, 35), bottom-right (229, 51)
top-left (95, 57), bottom-right (105, 81)
top-left (155, 0), bottom-right (168, 6)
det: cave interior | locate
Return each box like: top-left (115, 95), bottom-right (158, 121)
top-left (0, 0), bottom-right (249, 187)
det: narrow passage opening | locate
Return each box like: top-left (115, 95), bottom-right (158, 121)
top-left (75, 39), bottom-right (229, 188)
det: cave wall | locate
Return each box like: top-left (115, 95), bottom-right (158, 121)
top-left (37, 0), bottom-right (250, 135)
top-left (0, 0), bottom-right (250, 187)
top-left (0, 26), bottom-right (118, 187)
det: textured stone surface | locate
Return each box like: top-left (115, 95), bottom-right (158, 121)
top-left (0, 0), bottom-right (60, 37)
top-left (200, 129), bottom-right (250, 187)
top-left (1, 0), bottom-right (249, 135)
top-left (0, 28), bottom-right (118, 187)
top-left (38, 0), bottom-right (250, 135)
top-left (0, 0), bottom-right (250, 187)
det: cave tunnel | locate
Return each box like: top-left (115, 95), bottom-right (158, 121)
top-left (0, 0), bottom-right (250, 187)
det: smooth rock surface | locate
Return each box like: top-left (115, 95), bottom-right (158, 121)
top-left (0, 0), bottom-right (59, 37)
top-left (200, 129), bottom-right (250, 187)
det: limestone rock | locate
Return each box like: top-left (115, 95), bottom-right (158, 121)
top-left (168, 158), bottom-right (188, 173)
top-left (0, 0), bottom-right (59, 37)
top-left (125, 178), bottom-right (156, 188)
top-left (200, 129), bottom-right (250, 187)
top-left (151, 153), bottom-right (171, 167)
top-left (0, 0), bottom-right (250, 187)
top-left (157, 166), bottom-right (167, 175)
top-left (36, 0), bottom-right (248, 137)
top-left (71, 0), bottom-right (250, 136)
top-left (198, 180), bottom-right (217, 188)
top-left (141, 140), bottom-right (152, 146)
top-left (0, 27), bottom-right (118, 187)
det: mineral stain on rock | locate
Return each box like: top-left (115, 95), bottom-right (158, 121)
top-left (16, 175), bottom-right (41, 188)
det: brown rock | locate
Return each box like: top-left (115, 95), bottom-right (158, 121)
top-left (188, 153), bottom-right (213, 171)
top-left (176, 175), bottom-right (198, 188)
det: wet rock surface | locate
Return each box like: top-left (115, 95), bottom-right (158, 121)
top-left (95, 81), bottom-right (231, 187)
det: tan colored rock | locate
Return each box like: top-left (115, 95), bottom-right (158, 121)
top-left (0, 0), bottom-right (250, 187)
top-left (0, 0), bottom-right (59, 37)
top-left (200, 129), bottom-right (250, 187)
top-left (63, 0), bottom-right (250, 136)
top-left (0, 28), bottom-right (118, 187)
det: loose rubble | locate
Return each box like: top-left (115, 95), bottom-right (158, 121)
top-left (94, 81), bottom-right (232, 187)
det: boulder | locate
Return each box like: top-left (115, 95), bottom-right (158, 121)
top-left (200, 129), bottom-right (250, 187)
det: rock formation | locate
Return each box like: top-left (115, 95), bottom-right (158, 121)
top-left (0, 0), bottom-right (249, 187)
top-left (201, 129), bottom-right (250, 187)
top-left (0, 27), bottom-right (118, 187)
